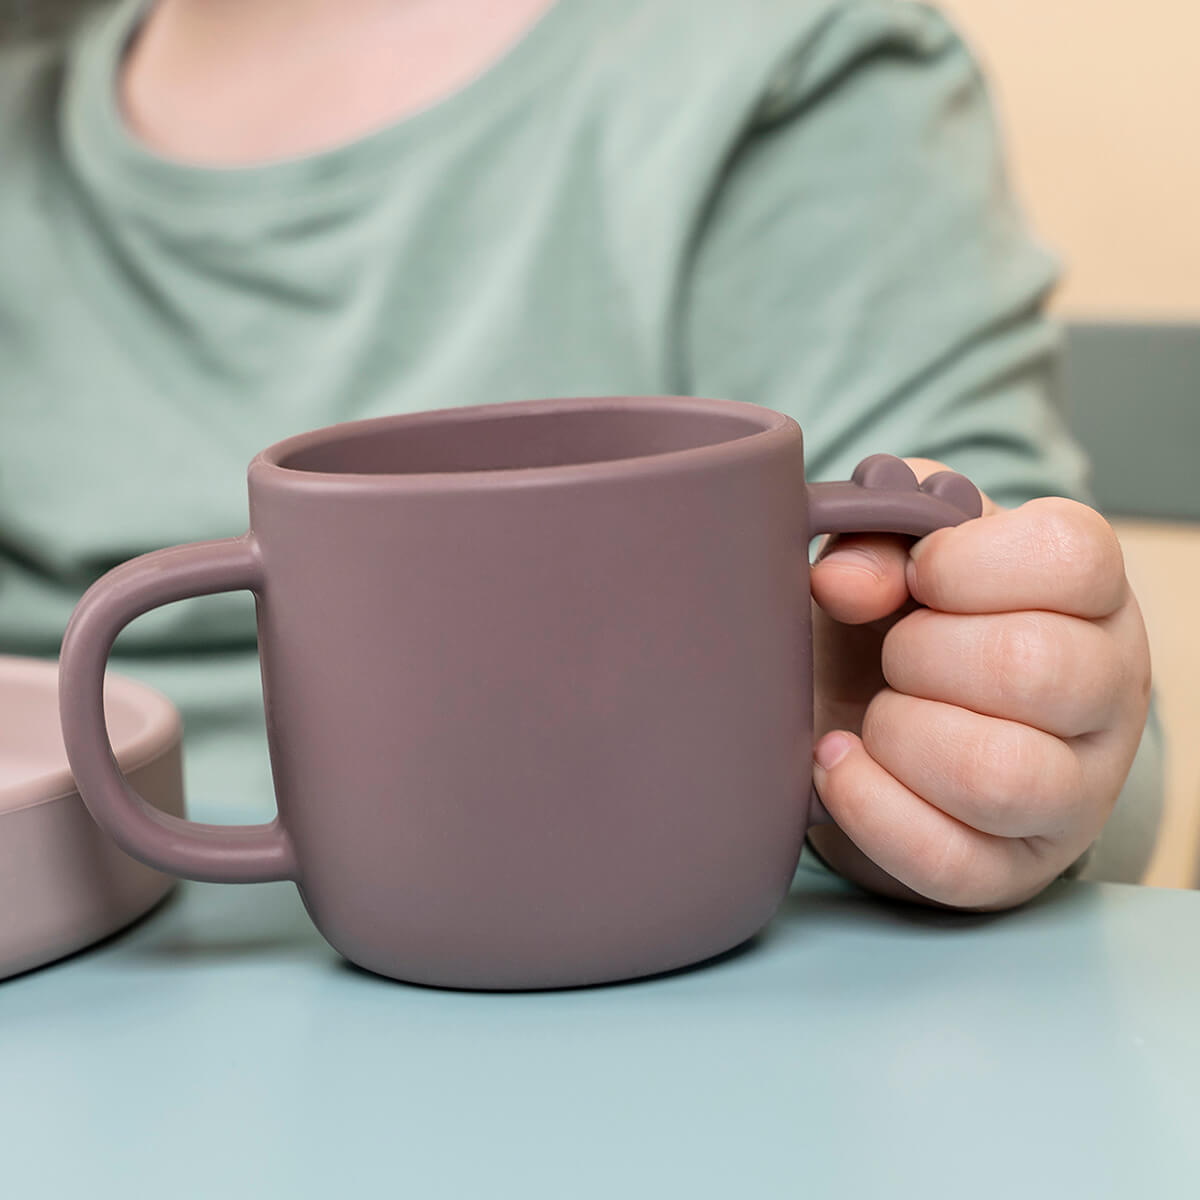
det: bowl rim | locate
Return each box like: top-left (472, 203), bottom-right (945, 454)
top-left (0, 655), bottom-right (182, 815)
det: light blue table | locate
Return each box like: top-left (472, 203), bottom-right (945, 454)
top-left (2, 863), bottom-right (1198, 1199)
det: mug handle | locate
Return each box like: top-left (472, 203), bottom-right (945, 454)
top-left (58, 535), bottom-right (297, 883)
top-left (805, 454), bottom-right (984, 826)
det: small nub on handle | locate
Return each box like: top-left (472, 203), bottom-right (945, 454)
top-left (808, 454), bottom-right (982, 540)
top-left (805, 454), bottom-right (983, 832)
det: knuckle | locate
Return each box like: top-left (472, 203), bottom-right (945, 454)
top-left (1029, 499), bottom-right (1125, 602)
top-left (965, 721), bottom-right (1043, 809)
top-left (923, 832), bottom-right (980, 906)
top-left (922, 834), bottom-right (1017, 909)
top-left (969, 722), bottom-right (1084, 835)
top-left (982, 613), bottom-right (1063, 710)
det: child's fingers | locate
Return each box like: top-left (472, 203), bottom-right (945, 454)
top-left (860, 690), bottom-right (1088, 839)
top-left (812, 730), bottom-right (1055, 909)
top-left (906, 497), bottom-right (1127, 619)
top-left (881, 608), bottom-right (1126, 739)
top-left (810, 533), bottom-right (912, 626)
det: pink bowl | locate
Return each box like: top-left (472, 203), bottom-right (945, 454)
top-left (0, 655), bottom-right (182, 979)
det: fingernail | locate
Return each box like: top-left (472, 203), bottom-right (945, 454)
top-left (905, 556), bottom-right (920, 598)
top-left (814, 731), bottom-right (852, 771)
top-left (818, 544), bottom-right (883, 578)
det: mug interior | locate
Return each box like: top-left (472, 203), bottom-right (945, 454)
top-left (276, 403), bottom-right (773, 476)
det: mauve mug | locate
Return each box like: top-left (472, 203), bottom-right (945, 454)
top-left (59, 395), bottom-right (981, 989)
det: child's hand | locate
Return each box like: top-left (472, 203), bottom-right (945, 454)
top-left (808, 459), bottom-right (1152, 910)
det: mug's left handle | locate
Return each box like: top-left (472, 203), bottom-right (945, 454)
top-left (59, 535), bottom-right (297, 884)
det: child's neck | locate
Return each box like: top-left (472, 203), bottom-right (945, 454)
top-left (119, 0), bottom-right (557, 165)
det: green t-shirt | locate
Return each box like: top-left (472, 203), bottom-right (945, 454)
top-left (0, 0), bottom-right (1161, 877)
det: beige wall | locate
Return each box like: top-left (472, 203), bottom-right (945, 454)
top-left (940, 0), bottom-right (1200, 320)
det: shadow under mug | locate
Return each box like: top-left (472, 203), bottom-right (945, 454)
top-left (59, 395), bottom-right (980, 989)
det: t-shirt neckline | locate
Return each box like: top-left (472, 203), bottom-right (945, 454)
top-left (61, 0), bottom-right (577, 210)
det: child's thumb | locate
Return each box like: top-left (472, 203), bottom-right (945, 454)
top-left (811, 532), bottom-right (913, 626)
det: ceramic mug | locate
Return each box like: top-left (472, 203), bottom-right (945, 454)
top-left (59, 395), bottom-right (981, 989)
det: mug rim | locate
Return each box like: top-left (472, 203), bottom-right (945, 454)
top-left (249, 395), bottom-right (799, 493)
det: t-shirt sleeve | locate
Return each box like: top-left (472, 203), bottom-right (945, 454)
top-left (679, 0), bottom-right (1161, 883)
top-left (678, 1), bottom-right (1089, 510)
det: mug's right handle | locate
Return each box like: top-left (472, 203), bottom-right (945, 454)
top-left (805, 454), bottom-right (984, 827)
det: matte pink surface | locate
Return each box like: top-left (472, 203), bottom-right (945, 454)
top-left (0, 656), bottom-right (181, 979)
top-left (59, 396), bottom-right (979, 989)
